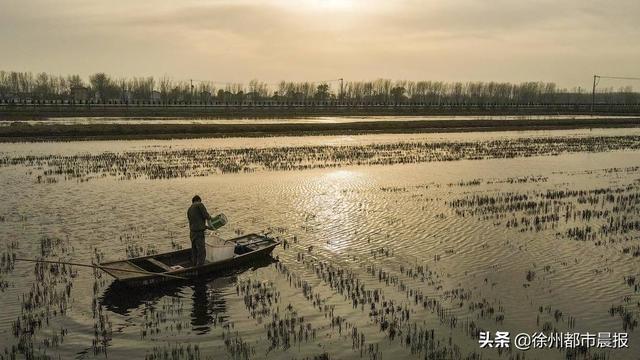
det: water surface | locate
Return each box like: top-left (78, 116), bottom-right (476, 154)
top-left (0, 128), bottom-right (639, 359)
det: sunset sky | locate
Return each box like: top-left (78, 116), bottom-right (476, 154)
top-left (1, 0), bottom-right (639, 88)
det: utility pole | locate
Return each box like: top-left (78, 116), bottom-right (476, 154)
top-left (339, 78), bottom-right (344, 102)
top-left (591, 74), bottom-right (599, 113)
top-left (190, 79), bottom-right (194, 104)
top-left (590, 74), bottom-right (640, 113)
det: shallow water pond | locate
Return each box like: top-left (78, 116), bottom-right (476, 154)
top-left (0, 129), bottom-right (639, 359)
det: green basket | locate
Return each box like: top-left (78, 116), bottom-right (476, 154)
top-left (208, 213), bottom-right (228, 230)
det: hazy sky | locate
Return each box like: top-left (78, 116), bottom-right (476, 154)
top-left (1, 0), bottom-right (639, 88)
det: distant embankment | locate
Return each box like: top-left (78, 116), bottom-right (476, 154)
top-left (2, 117), bottom-right (640, 142)
top-left (1, 103), bottom-right (640, 119)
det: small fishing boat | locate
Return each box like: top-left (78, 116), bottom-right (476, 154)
top-left (99, 233), bottom-right (279, 287)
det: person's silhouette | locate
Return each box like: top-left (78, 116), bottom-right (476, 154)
top-left (187, 195), bottom-right (213, 266)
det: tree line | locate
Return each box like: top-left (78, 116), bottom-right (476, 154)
top-left (0, 70), bottom-right (638, 105)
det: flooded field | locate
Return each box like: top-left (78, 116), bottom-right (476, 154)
top-left (0, 128), bottom-right (639, 359)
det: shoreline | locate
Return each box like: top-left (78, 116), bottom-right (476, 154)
top-left (1, 103), bottom-right (640, 120)
top-left (1, 117), bottom-right (640, 142)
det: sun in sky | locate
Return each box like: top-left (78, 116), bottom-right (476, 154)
top-left (313, 0), bottom-right (354, 10)
top-left (282, 0), bottom-right (357, 11)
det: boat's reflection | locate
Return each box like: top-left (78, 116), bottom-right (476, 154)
top-left (190, 276), bottom-right (232, 334)
top-left (100, 257), bottom-right (277, 332)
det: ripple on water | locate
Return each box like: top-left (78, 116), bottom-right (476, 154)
top-left (0, 133), bottom-right (640, 359)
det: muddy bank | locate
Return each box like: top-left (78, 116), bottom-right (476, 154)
top-left (1, 117), bottom-right (640, 142)
top-left (1, 103), bottom-right (640, 120)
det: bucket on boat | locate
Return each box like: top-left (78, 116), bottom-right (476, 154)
top-left (205, 243), bottom-right (235, 262)
top-left (207, 213), bottom-right (228, 230)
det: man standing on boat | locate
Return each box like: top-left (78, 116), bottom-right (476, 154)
top-left (187, 195), bottom-right (213, 266)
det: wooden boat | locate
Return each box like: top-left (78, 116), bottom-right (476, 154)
top-left (99, 233), bottom-right (279, 287)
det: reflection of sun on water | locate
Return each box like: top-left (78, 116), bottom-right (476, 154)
top-left (313, 170), bottom-right (368, 253)
top-left (324, 169), bottom-right (359, 181)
